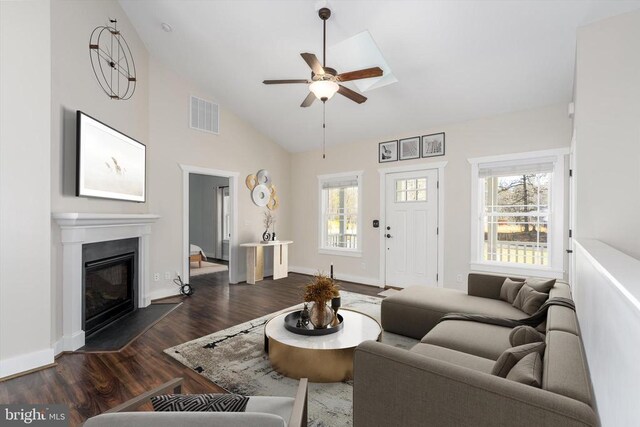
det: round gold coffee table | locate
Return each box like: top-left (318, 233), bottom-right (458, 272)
top-left (264, 308), bottom-right (381, 383)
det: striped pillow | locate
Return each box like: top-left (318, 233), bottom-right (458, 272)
top-left (151, 393), bottom-right (249, 412)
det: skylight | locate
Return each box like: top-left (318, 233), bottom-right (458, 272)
top-left (328, 30), bottom-right (397, 92)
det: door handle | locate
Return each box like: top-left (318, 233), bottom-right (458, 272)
top-left (386, 234), bottom-right (392, 238)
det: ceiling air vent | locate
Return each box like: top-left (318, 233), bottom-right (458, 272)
top-left (190, 95), bottom-right (219, 134)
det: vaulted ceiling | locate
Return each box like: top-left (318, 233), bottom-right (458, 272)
top-left (120, 0), bottom-right (640, 152)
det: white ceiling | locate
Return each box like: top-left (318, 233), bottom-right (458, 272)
top-left (120, 0), bottom-right (640, 153)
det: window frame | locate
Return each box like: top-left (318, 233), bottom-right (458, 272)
top-left (468, 149), bottom-right (569, 279)
top-left (317, 171), bottom-right (363, 257)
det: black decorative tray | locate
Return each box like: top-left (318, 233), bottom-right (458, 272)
top-left (283, 310), bottom-right (344, 336)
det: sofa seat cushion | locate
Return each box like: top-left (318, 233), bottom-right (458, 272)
top-left (382, 286), bottom-right (528, 339)
top-left (245, 396), bottom-right (294, 426)
top-left (410, 343), bottom-right (495, 373)
top-left (83, 412), bottom-right (288, 427)
top-left (543, 330), bottom-right (594, 406)
top-left (421, 320), bottom-right (512, 360)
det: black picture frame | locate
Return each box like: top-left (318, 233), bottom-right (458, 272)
top-left (76, 110), bottom-right (147, 203)
top-left (378, 140), bottom-right (398, 163)
top-left (421, 132), bottom-right (445, 158)
top-left (399, 136), bottom-right (420, 161)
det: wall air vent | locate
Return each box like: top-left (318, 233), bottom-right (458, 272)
top-left (190, 95), bottom-right (219, 134)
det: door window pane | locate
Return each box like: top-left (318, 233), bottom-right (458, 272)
top-left (396, 178), bottom-right (428, 202)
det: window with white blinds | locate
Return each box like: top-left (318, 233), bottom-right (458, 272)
top-left (318, 172), bottom-right (363, 255)
top-left (469, 150), bottom-right (568, 278)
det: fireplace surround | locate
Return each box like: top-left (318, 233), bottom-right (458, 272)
top-left (53, 213), bottom-right (160, 351)
top-left (83, 238), bottom-right (138, 336)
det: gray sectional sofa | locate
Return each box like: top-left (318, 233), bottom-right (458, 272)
top-left (353, 274), bottom-right (599, 427)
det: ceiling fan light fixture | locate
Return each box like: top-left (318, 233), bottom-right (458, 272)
top-left (309, 80), bottom-right (339, 101)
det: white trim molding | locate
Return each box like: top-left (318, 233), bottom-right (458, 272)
top-left (573, 239), bottom-right (640, 427)
top-left (180, 164), bottom-right (239, 284)
top-left (0, 348), bottom-right (54, 379)
top-left (52, 213), bottom-right (160, 352)
top-left (468, 148), bottom-right (568, 279)
top-left (378, 161), bottom-right (447, 288)
top-left (289, 265), bottom-right (381, 288)
top-left (317, 170), bottom-right (364, 257)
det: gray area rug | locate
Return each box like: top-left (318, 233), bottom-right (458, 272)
top-left (164, 291), bottom-right (417, 426)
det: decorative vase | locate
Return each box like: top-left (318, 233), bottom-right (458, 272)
top-left (262, 230), bottom-right (271, 242)
top-left (309, 301), bottom-right (334, 329)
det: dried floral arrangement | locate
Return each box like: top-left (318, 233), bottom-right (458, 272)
top-left (303, 272), bottom-right (340, 304)
top-left (263, 210), bottom-right (275, 230)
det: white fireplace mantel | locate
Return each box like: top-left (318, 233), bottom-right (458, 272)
top-left (53, 212), bottom-right (160, 351)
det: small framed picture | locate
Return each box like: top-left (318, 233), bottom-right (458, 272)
top-left (399, 137), bottom-right (420, 160)
top-left (379, 140), bottom-right (398, 163)
top-left (421, 132), bottom-right (445, 158)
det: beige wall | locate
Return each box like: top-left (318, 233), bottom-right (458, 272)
top-left (290, 104), bottom-right (571, 290)
top-left (48, 0), bottom-right (291, 346)
top-left (147, 58), bottom-right (291, 298)
top-left (50, 0), bottom-right (150, 349)
top-left (0, 0), bottom-right (52, 376)
top-left (574, 10), bottom-right (640, 260)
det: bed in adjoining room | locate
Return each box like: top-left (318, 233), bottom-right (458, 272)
top-left (189, 244), bottom-right (206, 268)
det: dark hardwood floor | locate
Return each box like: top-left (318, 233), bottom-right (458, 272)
top-left (0, 272), bottom-right (380, 426)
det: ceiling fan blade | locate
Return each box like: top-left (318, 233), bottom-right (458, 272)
top-left (263, 79), bottom-right (310, 85)
top-left (338, 85), bottom-right (367, 104)
top-left (336, 67), bottom-right (383, 82)
top-left (300, 53), bottom-right (324, 75)
top-left (300, 92), bottom-right (316, 108)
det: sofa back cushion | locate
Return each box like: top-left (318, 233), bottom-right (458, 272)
top-left (467, 273), bottom-right (524, 300)
top-left (543, 330), bottom-right (594, 407)
top-left (546, 282), bottom-right (580, 335)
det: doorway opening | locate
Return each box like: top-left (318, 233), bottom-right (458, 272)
top-left (181, 165), bottom-right (239, 284)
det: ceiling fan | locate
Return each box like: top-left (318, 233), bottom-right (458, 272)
top-left (263, 7), bottom-right (383, 107)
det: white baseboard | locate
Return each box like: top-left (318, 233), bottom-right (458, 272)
top-left (289, 266), bottom-right (383, 288)
top-left (149, 286), bottom-right (181, 301)
top-left (53, 339), bottom-right (64, 356)
top-left (0, 348), bottom-right (54, 379)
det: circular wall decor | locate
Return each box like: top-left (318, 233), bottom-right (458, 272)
top-left (89, 18), bottom-right (137, 100)
top-left (245, 174), bottom-right (257, 190)
top-left (257, 169), bottom-right (272, 186)
top-left (252, 184), bottom-right (270, 207)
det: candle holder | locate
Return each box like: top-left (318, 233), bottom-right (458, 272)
top-left (330, 295), bottom-right (341, 327)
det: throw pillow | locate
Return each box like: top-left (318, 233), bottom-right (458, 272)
top-left (524, 277), bottom-right (556, 294)
top-left (509, 325), bottom-right (545, 347)
top-left (151, 394), bottom-right (249, 412)
top-left (512, 284), bottom-right (549, 315)
top-left (491, 341), bottom-right (546, 378)
top-left (506, 352), bottom-right (543, 388)
top-left (499, 278), bottom-right (525, 304)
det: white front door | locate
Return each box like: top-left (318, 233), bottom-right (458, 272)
top-left (385, 170), bottom-right (439, 288)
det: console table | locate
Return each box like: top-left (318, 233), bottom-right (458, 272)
top-left (240, 241), bottom-right (293, 284)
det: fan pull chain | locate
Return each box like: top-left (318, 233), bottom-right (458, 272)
top-left (322, 102), bottom-right (326, 159)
